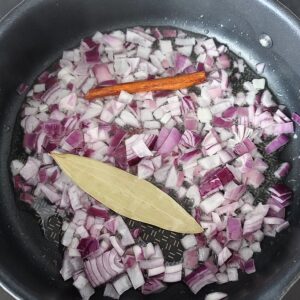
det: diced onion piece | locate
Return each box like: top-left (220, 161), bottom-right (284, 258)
top-left (205, 292), bottom-right (228, 300)
top-left (181, 235), bottom-right (197, 250)
top-left (113, 274), bottom-right (132, 295)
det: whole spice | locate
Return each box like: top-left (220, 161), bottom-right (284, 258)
top-left (51, 152), bottom-right (203, 234)
top-left (85, 71), bottom-right (206, 100)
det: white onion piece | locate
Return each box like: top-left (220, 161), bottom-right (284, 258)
top-left (227, 268), bottom-right (238, 281)
top-left (216, 273), bottom-right (229, 284)
top-left (205, 292), bottom-right (228, 300)
top-left (127, 263), bottom-right (145, 289)
top-left (79, 282), bottom-right (95, 300)
top-left (148, 266), bottom-right (165, 277)
top-left (218, 247), bottom-right (232, 266)
top-left (165, 264), bottom-right (183, 273)
top-left (139, 258), bottom-right (164, 269)
top-left (163, 270), bottom-right (182, 282)
top-left (209, 239), bottom-right (223, 255)
top-left (250, 242), bottom-right (261, 253)
top-left (20, 157), bottom-right (41, 181)
top-left (200, 192), bottom-right (225, 214)
top-left (153, 245), bottom-right (164, 258)
top-left (103, 283), bottom-right (120, 300)
top-left (252, 78), bottom-right (265, 90)
top-left (112, 274), bottom-right (132, 295)
top-left (110, 236), bottom-right (125, 256)
top-left (143, 243), bottom-right (155, 259)
top-left (198, 248), bottom-right (210, 262)
top-left (181, 235), bottom-right (197, 250)
top-left (73, 274), bottom-right (89, 289)
top-left (10, 160), bottom-right (24, 176)
top-left (133, 245), bottom-right (144, 261)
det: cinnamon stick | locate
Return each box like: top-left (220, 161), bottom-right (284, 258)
top-left (85, 71), bottom-right (206, 100)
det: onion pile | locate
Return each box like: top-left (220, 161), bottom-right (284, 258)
top-left (11, 27), bottom-right (295, 300)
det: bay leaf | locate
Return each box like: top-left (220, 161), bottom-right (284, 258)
top-left (51, 152), bottom-right (202, 234)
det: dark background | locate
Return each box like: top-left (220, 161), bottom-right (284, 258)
top-left (0, 0), bottom-right (299, 299)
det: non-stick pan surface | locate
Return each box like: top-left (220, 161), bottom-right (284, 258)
top-left (1, 0), bottom-right (300, 299)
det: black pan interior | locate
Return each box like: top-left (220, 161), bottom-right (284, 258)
top-left (1, 1), bottom-right (300, 299)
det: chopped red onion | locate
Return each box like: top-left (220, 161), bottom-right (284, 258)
top-left (127, 263), bottom-right (145, 289)
top-left (198, 247), bottom-right (210, 262)
top-left (139, 258), bottom-right (164, 269)
top-left (126, 134), bottom-right (157, 166)
top-left (292, 112), bottom-right (300, 126)
top-left (132, 245), bottom-right (144, 261)
top-left (244, 259), bottom-right (256, 274)
top-left (12, 163), bottom-right (25, 179)
top-left (265, 134), bottom-right (289, 154)
top-left (115, 216), bottom-right (135, 247)
top-left (110, 236), bottom-right (125, 256)
top-left (153, 245), bottom-right (164, 258)
top-left (275, 221), bottom-right (290, 233)
top-left (141, 278), bottom-right (167, 295)
top-left (218, 247), bottom-right (232, 266)
top-left (274, 162), bottom-right (290, 179)
top-left (250, 242), bottom-right (261, 253)
top-left (163, 270), bottom-right (182, 282)
top-left (14, 26), bottom-right (294, 299)
top-left (200, 192), bottom-right (225, 214)
top-left (227, 217), bottom-right (242, 241)
top-left (269, 183), bottom-right (292, 198)
top-left (122, 255), bottom-right (136, 269)
top-left (181, 235), bottom-right (198, 250)
top-left (20, 157), bottom-right (41, 181)
top-left (157, 127), bottom-right (181, 155)
top-left (17, 82), bottom-right (30, 95)
top-left (239, 247), bottom-right (253, 262)
top-left (184, 265), bottom-right (217, 294)
top-left (205, 292), bottom-right (228, 300)
top-left (39, 183), bottom-right (60, 203)
top-left (209, 239), bottom-right (223, 255)
top-left (73, 274), bottom-right (89, 290)
top-left (255, 63), bottom-right (265, 74)
top-left (227, 268), bottom-right (238, 281)
top-left (183, 247), bottom-right (199, 269)
top-left (165, 263), bottom-right (183, 273)
top-left (112, 274), bottom-right (132, 295)
top-left (142, 243), bottom-right (155, 259)
top-left (78, 282), bottom-right (95, 300)
top-left (77, 237), bottom-right (99, 258)
top-left (148, 266), bottom-right (165, 277)
top-left (103, 283), bottom-right (120, 299)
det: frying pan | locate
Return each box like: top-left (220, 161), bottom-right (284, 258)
top-left (0, 0), bottom-right (300, 299)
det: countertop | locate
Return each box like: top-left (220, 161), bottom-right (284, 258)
top-left (0, 0), bottom-right (299, 299)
